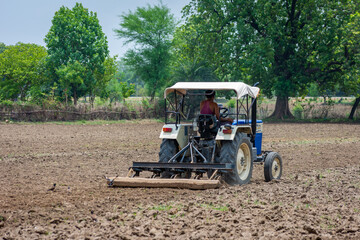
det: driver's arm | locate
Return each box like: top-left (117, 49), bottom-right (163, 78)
top-left (218, 105), bottom-right (233, 123)
top-left (213, 102), bottom-right (233, 123)
top-left (214, 103), bottom-right (220, 120)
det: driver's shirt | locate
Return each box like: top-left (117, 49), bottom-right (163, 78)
top-left (200, 100), bottom-right (215, 115)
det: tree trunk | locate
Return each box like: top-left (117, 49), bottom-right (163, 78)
top-left (349, 97), bottom-right (360, 120)
top-left (269, 96), bottom-right (294, 119)
top-left (90, 95), bottom-right (95, 108)
top-left (64, 88), bottom-right (68, 106)
top-left (73, 90), bottom-right (77, 106)
top-left (20, 88), bottom-right (26, 101)
top-left (150, 93), bottom-right (155, 103)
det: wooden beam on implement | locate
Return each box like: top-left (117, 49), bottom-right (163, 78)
top-left (107, 177), bottom-right (221, 190)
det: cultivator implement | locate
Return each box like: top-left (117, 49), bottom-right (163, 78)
top-left (106, 162), bottom-right (234, 190)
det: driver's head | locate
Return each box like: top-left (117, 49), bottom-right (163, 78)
top-left (205, 90), bottom-right (215, 99)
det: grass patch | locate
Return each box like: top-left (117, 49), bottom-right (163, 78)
top-left (150, 204), bottom-right (173, 211)
top-left (200, 203), bottom-right (229, 212)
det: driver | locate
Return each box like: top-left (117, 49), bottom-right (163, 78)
top-left (200, 90), bottom-right (233, 123)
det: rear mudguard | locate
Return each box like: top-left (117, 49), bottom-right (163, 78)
top-left (159, 124), bottom-right (195, 150)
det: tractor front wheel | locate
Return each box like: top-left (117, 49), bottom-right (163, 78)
top-left (264, 152), bottom-right (282, 182)
top-left (219, 133), bottom-right (253, 185)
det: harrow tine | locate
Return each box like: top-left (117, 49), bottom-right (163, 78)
top-left (209, 170), bottom-right (219, 180)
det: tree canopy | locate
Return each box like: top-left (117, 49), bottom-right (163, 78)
top-left (182, 0), bottom-right (359, 118)
top-left (114, 3), bottom-right (176, 100)
top-left (0, 43), bottom-right (47, 101)
top-left (45, 3), bottom-right (110, 105)
top-left (0, 43), bottom-right (6, 54)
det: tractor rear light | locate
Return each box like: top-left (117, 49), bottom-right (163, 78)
top-left (223, 129), bottom-right (232, 134)
top-left (163, 127), bottom-right (172, 132)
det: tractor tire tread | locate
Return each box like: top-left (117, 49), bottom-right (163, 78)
top-left (219, 132), bottom-right (253, 185)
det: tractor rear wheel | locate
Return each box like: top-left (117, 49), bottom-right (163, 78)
top-left (158, 139), bottom-right (178, 178)
top-left (264, 152), bottom-right (282, 182)
top-left (219, 133), bottom-right (253, 185)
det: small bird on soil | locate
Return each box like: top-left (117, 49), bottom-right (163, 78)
top-left (90, 210), bottom-right (97, 222)
top-left (47, 183), bottom-right (56, 191)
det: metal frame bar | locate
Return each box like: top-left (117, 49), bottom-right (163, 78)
top-left (132, 162), bottom-right (234, 171)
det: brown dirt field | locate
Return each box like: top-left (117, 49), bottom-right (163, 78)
top-left (0, 121), bottom-right (359, 239)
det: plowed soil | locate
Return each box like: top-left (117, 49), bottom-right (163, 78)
top-left (0, 121), bottom-right (359, 239)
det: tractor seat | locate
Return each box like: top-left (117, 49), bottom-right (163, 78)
top-left (197, 114), bottom-right (219, 139)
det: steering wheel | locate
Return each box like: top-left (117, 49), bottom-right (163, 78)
top-left (219, 107), bottom-right (229, 118)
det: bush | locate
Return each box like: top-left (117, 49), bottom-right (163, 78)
top-left (141, 98), bottom-right (151, 110)
top-left (0, 100), bottom-right (14, 110)
top-left (226, 98), bottom-right (236, 108)
top-left (293, 103), bottom-right (303, 119)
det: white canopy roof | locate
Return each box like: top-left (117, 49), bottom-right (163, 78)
top-left (164, 82), bottom-right (260, 99)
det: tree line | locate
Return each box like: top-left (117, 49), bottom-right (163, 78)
top-left (0, 1), bottom-right (359, 119)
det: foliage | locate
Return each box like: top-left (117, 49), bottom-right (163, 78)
top-left (106, 78), bottom-right (123, 103)
top-left (55, 60), bottom-right (85, 105)
top-left (106, 79), bottom-right (136, 103)
top-left (226, 99), bottom-right (236, 109)
top-left (113, 60), bottom-right (144, 96)
top-left (141, 98), bottom-right (151, 110)
top-left (182, 0), bottom-right (358, 119)
top-left (293, 103), bottom-right (304, 119)
top-left (337, 11), bottom-right (360, 96)
top-left (0, 43), bottom-right (47, 101)
top-left (45, 3), bottom-right (110, 105)
top-left (171, 18), bottom-right (219, 84)
top-left (120, 82), bottom-right (136, 102)
top-left (308, 83), bottom-right (320, 98)
top-left (93, 56), bottom-right (117, 103)
top-left (171, 58), bottom-right (218, 84)
top-left (340, 11), bottom-right (360, 119)
top-left (0, 43), bottom-right (6, 54)
top-left (0, 100), bottom-right (14, 109)
top-left (114, 3), bottom-right (176, 100)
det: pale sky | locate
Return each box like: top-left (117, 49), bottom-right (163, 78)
top-left (0, 0), bottom-right (190, 57)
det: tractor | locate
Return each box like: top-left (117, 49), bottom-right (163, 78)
top-left (107, 82), bottom-right (282, 189)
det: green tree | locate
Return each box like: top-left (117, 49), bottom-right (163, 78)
top-left (114, 60), bottom-right (144, 96)
top-left (119, 82), bottom-right (136, 102)
top-left (45, 3), bottom-right (110, 105)
top-left (106, 78), bottom-right (123, 103)
top-left (172, 59), bottom-right (218, 83)
top-left (0, 43), bottom-right (47, 100)
top-left (341, 11), bottom-right (360, 119)
top-left (93, 56), bottom-right (117, 104)
top-left (0, 43), bottom-right (6, 54)
top-left (183, 0), bottom-right (357, 119)
top-left (114, 3), bottom-right (176, 101)
top-left (172, 22), bottom-right (219, 83)
top-left (55, 61), bottom-right (85, 105)
top-left (105, 62), bottom-right (137, 103)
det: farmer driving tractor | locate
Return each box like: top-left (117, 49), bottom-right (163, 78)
top-left (200, 90), bottom-right (233, 124)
